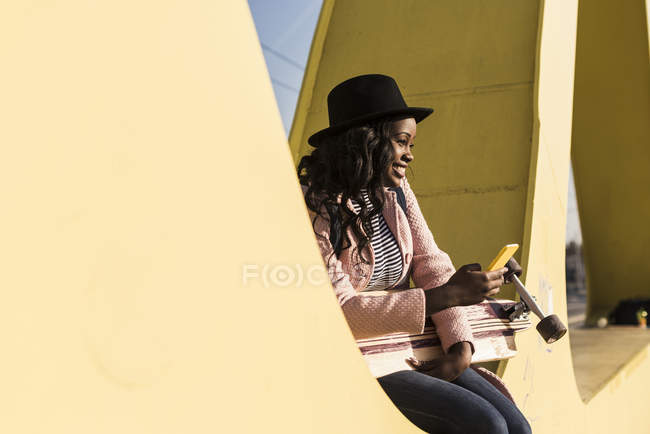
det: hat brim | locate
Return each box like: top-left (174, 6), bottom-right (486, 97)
top-left (307, 107), bottom-right (434, 147)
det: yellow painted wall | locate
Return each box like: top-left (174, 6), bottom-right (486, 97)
top-left (571, 0), bottom-right (650, 323)
top-left (0, 1), bottom-right (421, 432)
top-left (290, 1), bottom-right (650, 433)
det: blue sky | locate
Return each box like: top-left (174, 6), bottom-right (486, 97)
top-left (247, 0), bottom-right (581, 243)
top-left (247, 0), bottom-right (323, 134)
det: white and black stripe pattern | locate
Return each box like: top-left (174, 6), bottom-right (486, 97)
top-left (350, 190), bottom-right (403, 291)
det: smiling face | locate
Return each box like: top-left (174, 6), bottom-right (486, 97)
top-left (382, 117), bottom-right (416, 188)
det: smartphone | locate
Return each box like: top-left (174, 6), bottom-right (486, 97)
top-left (487, 244), bottom-right (519, 271)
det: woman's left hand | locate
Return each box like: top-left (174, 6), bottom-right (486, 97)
top-left (406, 341), bottom-right (472, 382)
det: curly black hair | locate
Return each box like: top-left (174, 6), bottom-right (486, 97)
top-left (297, 117), bottom-right (398, 268)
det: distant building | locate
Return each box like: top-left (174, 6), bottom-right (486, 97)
top-left (566, 241), bottom-right (586, 294)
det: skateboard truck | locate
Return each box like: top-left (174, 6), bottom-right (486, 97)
top-left (503, 300), bottom-right (531, 322)
top-left (503, 258), bottom-right (567, 343)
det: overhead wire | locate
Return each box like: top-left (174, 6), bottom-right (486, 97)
top-left (261, 42), bottom-right (305, 71)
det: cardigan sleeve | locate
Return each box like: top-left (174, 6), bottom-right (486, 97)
top-left (402, 176), bottom-right (476, 355)
top-left (302, 186), bottom-right (427, 340)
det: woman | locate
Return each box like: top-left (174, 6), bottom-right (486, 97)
top-left (298, 74), bottom-right (531, 434)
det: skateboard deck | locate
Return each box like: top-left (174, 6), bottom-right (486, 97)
top-left (356, 299), bottom-right (532, 377)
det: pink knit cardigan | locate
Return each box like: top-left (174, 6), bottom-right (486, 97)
top-left (301, 176), bottom-right (514, 402)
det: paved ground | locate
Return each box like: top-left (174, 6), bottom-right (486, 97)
top-left (566, 288), bottom-right (650, 402)
top-left (569, 326), bottom-right (650, 402)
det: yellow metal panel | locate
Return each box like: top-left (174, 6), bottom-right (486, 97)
top-left (571, 0), bottom-right (650, 323)
top-left (0, 0), bottom-right (420, 432)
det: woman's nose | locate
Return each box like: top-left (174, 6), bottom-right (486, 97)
top-left (403, 149), bottom-right (413, 162)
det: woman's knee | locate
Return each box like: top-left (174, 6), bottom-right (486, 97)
top-left (453, 368), bottom-right (532, 434)
top-left (377, 370), bottom-right (514, 434)
top-left (427, 401), bottom-right (509, 434)
top-left (481, 412), bottom-right (509, 434)
top-left (507, 414), bottom-right (532, 434)
top-left (397, 406), bottom-right (508, 434)
top-left (454, 400), bottom-right (509, 434)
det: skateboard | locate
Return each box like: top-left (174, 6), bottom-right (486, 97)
top-left (356, 299), bottom-right (532, 377)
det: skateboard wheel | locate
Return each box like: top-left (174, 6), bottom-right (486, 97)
top-left (536, 314), bottom-right (567, 343)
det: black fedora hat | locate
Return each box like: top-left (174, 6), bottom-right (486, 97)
top-left (308, 74), bottom-right (433, 146)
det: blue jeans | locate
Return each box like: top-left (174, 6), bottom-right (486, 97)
top-left (377, 368), bottom-right (532, 434)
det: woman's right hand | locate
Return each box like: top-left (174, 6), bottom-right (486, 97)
top-left (444, 263), bottom-right (508, 307)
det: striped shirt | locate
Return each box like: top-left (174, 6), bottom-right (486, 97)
top-left (350, 190), bottom-right (403, 291)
